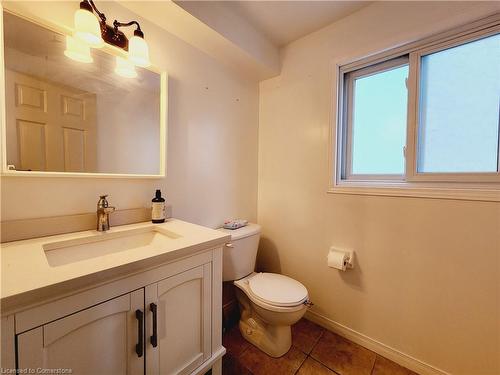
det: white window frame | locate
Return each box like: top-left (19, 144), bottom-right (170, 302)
top-left (330, 13), bottom-right (500, 202)
top-left (341, 56), bottom-right (409, 182)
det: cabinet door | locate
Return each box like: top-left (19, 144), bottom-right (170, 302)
top-left (17, 290), bottom-right (144, 375)
top-left (146, 264), bottom-right (212, 375)
top-left (1, 316), bottom-right (15, 370)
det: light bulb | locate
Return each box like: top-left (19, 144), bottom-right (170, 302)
top-left (115, 56), bottom-right (137, 78)
top-left (74, 8), bottom-right (104, 48)
top-left (64, 35), bottom-right (93, 63)
top-left (128, 34), bottom-right (150, 67)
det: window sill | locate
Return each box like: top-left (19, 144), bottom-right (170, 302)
top-left (328, 181), bottom-right (500, 202)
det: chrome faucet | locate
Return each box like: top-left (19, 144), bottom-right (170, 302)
top-left (96, 195), bottom-right (116, 232)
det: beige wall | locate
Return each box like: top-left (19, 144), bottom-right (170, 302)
top-left (0, 1), bottom-right (259, 228)
top-left (258, 2), bottom-right (500, 375)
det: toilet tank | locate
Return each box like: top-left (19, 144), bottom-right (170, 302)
top-left (218, 223), bottom-right (261, 281)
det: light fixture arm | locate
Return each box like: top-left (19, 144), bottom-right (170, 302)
top-left (81, 0), bottom-right (106, 23)
top-left (113, 20), bottom-right (144, 38)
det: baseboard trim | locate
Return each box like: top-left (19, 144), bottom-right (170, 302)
top-left (305, 310), bottom-right (450, 375)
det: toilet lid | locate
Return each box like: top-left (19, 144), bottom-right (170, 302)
top-left (248, 273), bottom-right (308, 307)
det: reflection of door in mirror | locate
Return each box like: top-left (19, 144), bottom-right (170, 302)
top-left (5, 70), bottom-right (97, 172)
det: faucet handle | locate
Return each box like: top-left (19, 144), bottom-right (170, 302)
top-left (97, 194), bottom-right (110, 208)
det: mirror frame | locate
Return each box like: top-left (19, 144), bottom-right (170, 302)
top-left (0, 4), bottom-right (167, 178)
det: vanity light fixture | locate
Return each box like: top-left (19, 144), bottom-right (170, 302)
top-left (73, 2), bottom-right (104, 48)
top-left (71, 0), bottom-right (151, 68)
top-left (128, 28), bottom-right (150, 68)
top-left (64, 36), bottom-right (93, 63)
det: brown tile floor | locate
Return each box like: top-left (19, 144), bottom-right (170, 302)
top-left (222, 319), bottom-right (419, 375)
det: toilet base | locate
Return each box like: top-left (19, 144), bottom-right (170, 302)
top-left (233, 274), bottom-right (308, 358)
top-left (239, 316), bottom-right (291, 358)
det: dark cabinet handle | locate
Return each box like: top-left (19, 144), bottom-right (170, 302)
top-left (150, 303), bottom-right (158, 348)
top-left (135, 309), bottom-right (144, 357)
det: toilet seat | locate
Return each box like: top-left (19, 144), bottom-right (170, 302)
top-left (248, 273), bottom-right (308, 307)
top-left (235, 273), bottom-right (309, 312)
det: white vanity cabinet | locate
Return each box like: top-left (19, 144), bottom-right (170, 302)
top-left (1, 221), bottom-right (228, 375)
top-left (15, 263), bottom-right (215, 375)
top-left (145, 264), bottom-right (212, 375)
top-left (17, 290), bottom-right (145, 375)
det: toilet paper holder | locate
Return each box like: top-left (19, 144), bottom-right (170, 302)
top-left (328, 247), bottom-right (354, 270)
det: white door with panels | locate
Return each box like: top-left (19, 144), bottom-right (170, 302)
top-left (5, 70), bottom-right (97, 172)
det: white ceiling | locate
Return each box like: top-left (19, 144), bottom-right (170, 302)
top-left (219, 1), bottom-right (371, 47)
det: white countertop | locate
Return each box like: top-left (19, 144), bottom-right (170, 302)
top-left (1, 219), bottom-right (230, 312)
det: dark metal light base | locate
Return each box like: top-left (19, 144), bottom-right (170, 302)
top-left (100, 22), bottom-right (128, 51)
top-left (81, 0), bottom-right (145, 52)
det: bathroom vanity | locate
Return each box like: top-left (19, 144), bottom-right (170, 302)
top-left (0, 219), bottom-right (230, 375)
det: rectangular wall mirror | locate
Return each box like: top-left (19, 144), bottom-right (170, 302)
top-left (1, 10), bottom-right (166, 177)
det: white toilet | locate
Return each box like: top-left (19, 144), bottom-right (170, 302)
top-left (219, 223), bottom-right (310, 357)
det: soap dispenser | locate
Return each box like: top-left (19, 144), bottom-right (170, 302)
top-left (151, 189), bottom-right (166, 223)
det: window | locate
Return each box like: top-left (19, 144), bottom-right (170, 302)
top-left (344, 58), bottom-right (409, 178)
top-left (334, 17), bottom-right (500, 200)
top-left (417, 34), bottom-right (500, 174)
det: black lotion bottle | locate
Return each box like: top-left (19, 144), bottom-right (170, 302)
top-left (151, 189), bottom-right (166, 223)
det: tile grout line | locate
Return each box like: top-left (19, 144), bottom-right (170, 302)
top-left (308, 327), bottom-right (380, 375)
top-left (293, 352), bottom-right (308, 375)
top-left (237, 342), bottom-right (255, 375)
top-left (292, 326), bottom-right (325, 374)
top-left (370, 354), bottom-right (378, 375)
top-left (308, 329), bottom-right (342, 373)
top-left (306, 355), bottom-right (342, 375)
top-left (239, 344), bottom-right (251, 358)
top-left (295, 328), bottom-right (345, 375)
top-left (310, 328), bottom-right (325, 354)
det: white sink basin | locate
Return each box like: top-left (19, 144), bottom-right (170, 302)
top-left (43, 226), bottom-right (181, 267)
